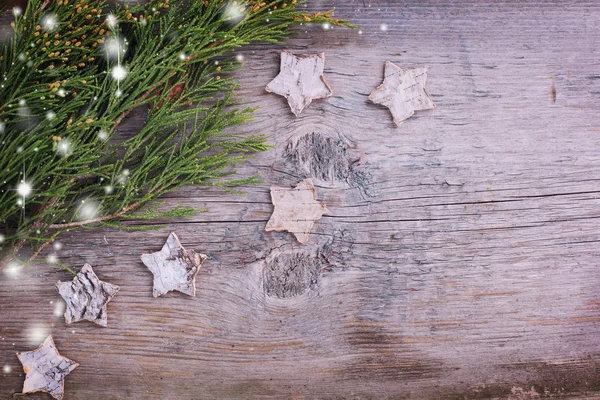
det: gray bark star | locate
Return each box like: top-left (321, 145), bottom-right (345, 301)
top-left (140, 232), bottom-right (208, 297)
top-left (369, 61), bottom-right (435, 127)
top-left (56, 263), bottom-right (120, 327)
top-left (265, 51), bottom-right (333, 116)
top-left (16, 335), bottom-right (79, 400)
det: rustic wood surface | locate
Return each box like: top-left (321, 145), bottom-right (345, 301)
top-left (2, 1), bottom-right (600, 398)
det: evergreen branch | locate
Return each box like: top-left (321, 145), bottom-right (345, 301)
top-left (100, 221), bottom-right (167, 231)
top-left (0, 0), bottom-right (353, 270)
top-left (48, 201), bottom-right (141, 229)
top-left (27, 231), bottom-right (61, 264)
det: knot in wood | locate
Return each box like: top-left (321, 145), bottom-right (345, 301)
top-left (284, 132), bottom-right (360, 184)
top-left (263, 250), bottom-right (326, 298)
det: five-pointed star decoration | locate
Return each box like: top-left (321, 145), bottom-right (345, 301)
top-left (369, 61), bottom-right (435, 127)
top-left (265, 50), bottom-right (333, 116)
top-left (140, 232), bottom-right (208, 297)
top-left (56, 263), bottom-right (120, 327)
top-left (265, 178), bottom-right (330, 244)
top-left (16, 335), bottom-right (79, 400)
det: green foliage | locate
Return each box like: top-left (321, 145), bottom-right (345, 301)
top-left (0, 0), bottom-right (351, 269)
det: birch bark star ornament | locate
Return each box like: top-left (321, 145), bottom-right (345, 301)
top-left (369, 61), bottom-right (435, 127)
top-left (16, 335), bottom-right (79, 400)
top-left (56, 263), bottom-right (120, 327)
top-left (140, 232), bottom-right (208, 297)
top-left (265, 178), bottom-right (330, 244)
top-left (265, 51), bottom-right (333, 116)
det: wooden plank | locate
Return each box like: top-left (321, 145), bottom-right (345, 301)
top-left (2, 1), bottom-right (600, 398)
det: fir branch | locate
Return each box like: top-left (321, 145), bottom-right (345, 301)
top-left (0, 0), bottom-right (353, 270)
top-left (47, 201), bottom-right (140, 229)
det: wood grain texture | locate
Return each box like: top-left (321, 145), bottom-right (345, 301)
top-left (2, 1), bottom-right (600, 398)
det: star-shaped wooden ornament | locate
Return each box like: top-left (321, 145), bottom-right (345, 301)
top-left (265, 51), bottom-right (333, 116)
top-left (56, 263), bottom-right (120, 327)
top-left (16, 335), bottom-right (79, 400)
top-left (369, 61), bottom-right (435, 127)
top-left (265, 178), bottom-right (330, 244)
top-left (140, 232), bottom-right (208, 297)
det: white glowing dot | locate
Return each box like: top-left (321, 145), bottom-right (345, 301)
top-left (16, 146), bottom-right (23, 153)
top-left (179, 53), bottom-right (187, 61)
top-left (16, 199), bottom-right (23, 206)
top-left (3, 365), bottom-right (11, 374)
top-left (4, 262), bottom-right (20, 278)
top-left (106, 14), bottom-right (118, 29)
top-left (13, 7), bottom-right (23, 17)
top-left (0, 234), bottom-right (4, 244)
top-left (104, 185), bottom-right (113, 194)
top-left (18, 99), bottom-right (26, 106)
top-left (53, 301), bottom-right (65, 317)
top-left (235, 54), bottom-right (244, 62)
top-left (56, 139), bottom-right (72, 157)
top-left (57, 88), bottom-right (66, 97)
top-left (47, 254), bottom-right (58, 263)
top-left (223, 3), bottom-right (245, 24)
top-left (380, 23), bottom-right (388, 31)
top-left (18, 53), bottom-right (26, 62)
top-left (27, 325), bottom-right (47, 346)
top-left (98, 130), bottom-right (108, 140)
top-left (111, 65), bottom-right (127, 81)
top-left (41, 14), bottom-right (59, 31)
top-left (118, 169), bottom-right (129, 185)
top-left (358, 30), bottom-right (363, 35)
top-left (46, 111), bottom-right (56, 120)
top-left (115, 89), bottom-right (123, 98)
top-left (103, 36), bottom-right (125, 60)
top-left (78, 199), bottom-right (100, 220)
top-left (53, 241), bottom-right (63, 250)
top-left (323, 23), bottom-right (331, 30)
top-left (17, 181), bottom-right (32, 197)
top-left (26, 60), bottom-right (33, 67)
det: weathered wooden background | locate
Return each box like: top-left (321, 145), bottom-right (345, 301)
top-left (2, 1), bottom-right (600, 399)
